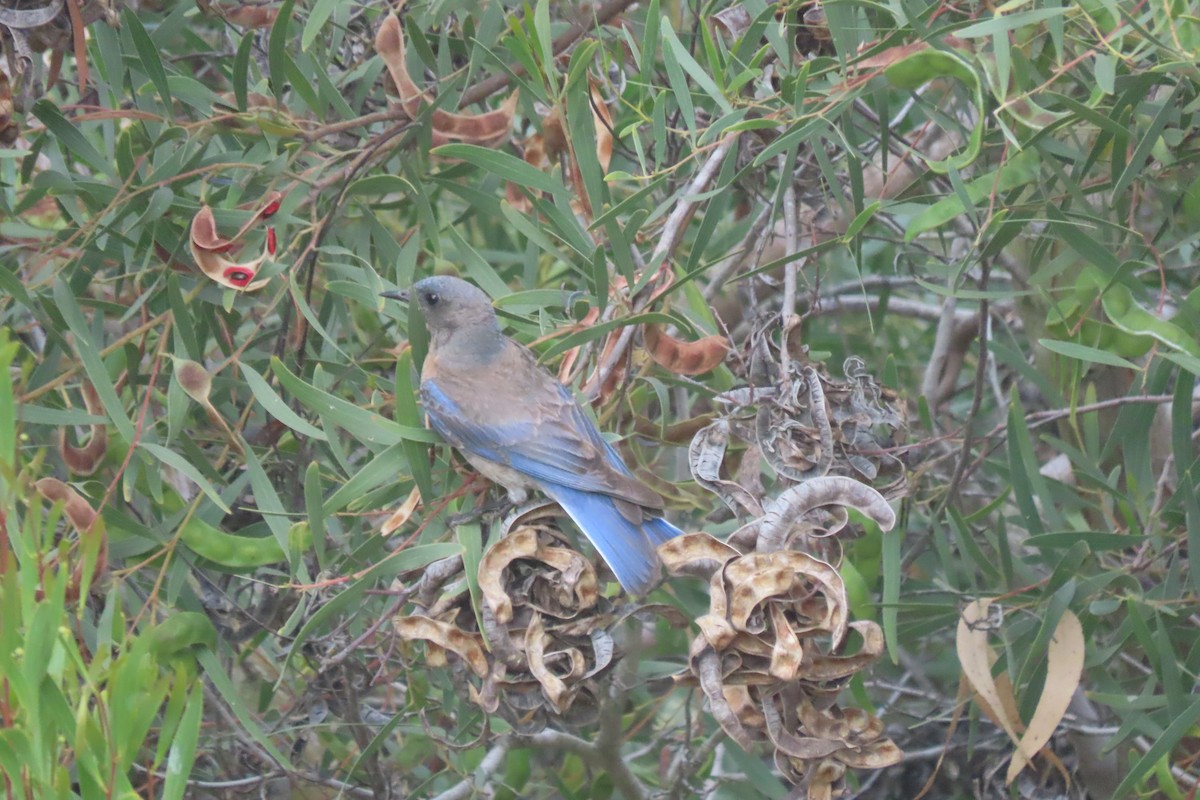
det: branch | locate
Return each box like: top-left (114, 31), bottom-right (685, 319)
top-left (429, 736), bottom-right (513, 800)
top-left (650, 134), bottom-right (741, 269)
top-left (585, 134), bottom-right (740, 400)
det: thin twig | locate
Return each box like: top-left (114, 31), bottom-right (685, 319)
top-left (936, 258), bottom-right (992, 515)
top-left (702, 203), bottom-right (775, 302)
top-left (779, 152), bottom-right (800, 372)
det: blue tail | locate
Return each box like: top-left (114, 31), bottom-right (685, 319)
top-left (542, 484), bottom-right (683, 595)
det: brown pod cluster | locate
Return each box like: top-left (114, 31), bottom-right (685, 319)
top-left (660, 527), bottom-right (900, 796)
top-left (679, 354), bottom-right (909, 796)
top-left (393, 512), bottom-right (634, 732)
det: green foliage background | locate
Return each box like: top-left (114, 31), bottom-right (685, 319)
top-left (1, 0), bottom-right (1199, 797)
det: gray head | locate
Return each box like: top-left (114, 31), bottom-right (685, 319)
top-left (408, 276), bottom-right (502, 352)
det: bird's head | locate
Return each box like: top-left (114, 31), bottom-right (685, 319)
top-left (383, 275), bottom-right (501, 351)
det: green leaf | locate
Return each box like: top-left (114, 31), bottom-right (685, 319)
top-left (661, 24), bottom-right (733, 114)
top-left (346, 174), bottom-right (417, 197)
top-left (302, 0), bottom-right (338, 51)
top-left (953, 6), bottom-right (1068, 37)
top-left (32, 101), bottom-right (108, 175)
top-left (1037, 339), bottom-right (1139, 369)
top-left (304, 461), bottom-right (328, 567)
top-left (238, 362), bottom-right (328, 441)
top-left (199, 649), bottom-right (295, 768)
top-left (393, 348), bottom-right (433, 502)
top-left (433, 144), bottom-right (562, 194)
top-left (139, 443), bottom-right (231, 514)
top-left (659, 24), bottom-right (696, 134)
top-left (1111, 694), bottom-right (1200, 799)
top-left (125, 10), bottom-right (173, 111)
top-left (906, 150), bottom-right (1041, 240)
top-left (268, 0), bottom-right (297, 101)
top-left (52, 281), bottom-right (136, 443)
top-left (279, 542), bottom-right (460, 676)
top-left (458, 522), bottom-right (484, 632)
top-left (0, 336), bottom-right (17, 471)
top-left (883, 48), bottom-right (984, 173)
top-left (161, 685), bottom-right (203, 800)
top-left (270, 357), bottom-right (437, 446)
top-left (233, 30), bottom-right (254, 111)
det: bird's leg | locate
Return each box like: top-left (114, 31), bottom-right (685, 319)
top-left (446, 482), bottom-right (529, 527)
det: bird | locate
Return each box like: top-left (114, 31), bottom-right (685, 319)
top-left (383, 275), bottom-right (682, 595)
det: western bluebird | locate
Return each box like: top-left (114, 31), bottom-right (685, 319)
top-left (385, 276), bottom-right (682, 595)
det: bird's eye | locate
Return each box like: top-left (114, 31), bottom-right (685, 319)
top-left (424, 292), bottom-right (439, 307)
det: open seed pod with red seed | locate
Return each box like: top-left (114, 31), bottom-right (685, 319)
top-left (187, 191), bottom-right (283, 291)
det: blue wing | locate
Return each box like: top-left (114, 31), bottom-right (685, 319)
top-left (422, 375), bottom-right (683, 593)
top-left (543, 482), bottom-right (683, 595)
top-left (422, 379), bottom-right (654, 502)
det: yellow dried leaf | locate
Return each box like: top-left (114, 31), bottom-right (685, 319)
top-left (381, 486), bottom-right (421, 535)
top-left (957, 599), bottom-right (1025, 750)
top-left (1005, 610), bottom-right (1084, 784)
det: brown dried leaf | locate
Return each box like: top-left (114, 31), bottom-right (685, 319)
top-left (688, 419), bottom-right (764, 517)
top-left (723, 685), bottom-right (765, 729)
top-left (35, 477), bottom-right (98, 532)
top-left (761, 693), bottom-right (845, 760)
top-left (478, 527), bottom-right (541, 624)
top-left (834, 738), bottom-right (904, 769)
top-left (727, 565), bottom-right (796, 634)
top-left (479, 602), bottom-right (527, 668)
top-left (59, 382), bottom-right (107, 475)
top-left (806, 758), bottom-right (847, 800)
top-left (768, 603), bottom-right (803, 681)
top-left (524, 612), bottom-right (573, 714)
top-left (757, 476), bottom-right (895, 552)
top-left (529, 545), bottom-right (599, 615)
top-left (697, 647), bottom-right (756, 750)
top-left (393, 615), bottom-right (490, 678)
top-left (643, 323), bottom-right (730, 375)
top-left (374, 14), bottom-right (517, 147)
top-left (696, 613), bottom-right (738, 651)
top-left (804, 620), bottom-right (884, 681)
top-left (723, 552), bottom-right (847, 646)
top-left (658, 531), bottom-right (740, 579)
top-left (219, 4), bottom-right (279, 28)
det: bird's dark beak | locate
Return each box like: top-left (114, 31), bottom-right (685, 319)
top-left (380, 289), bottom-right (409, 302)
